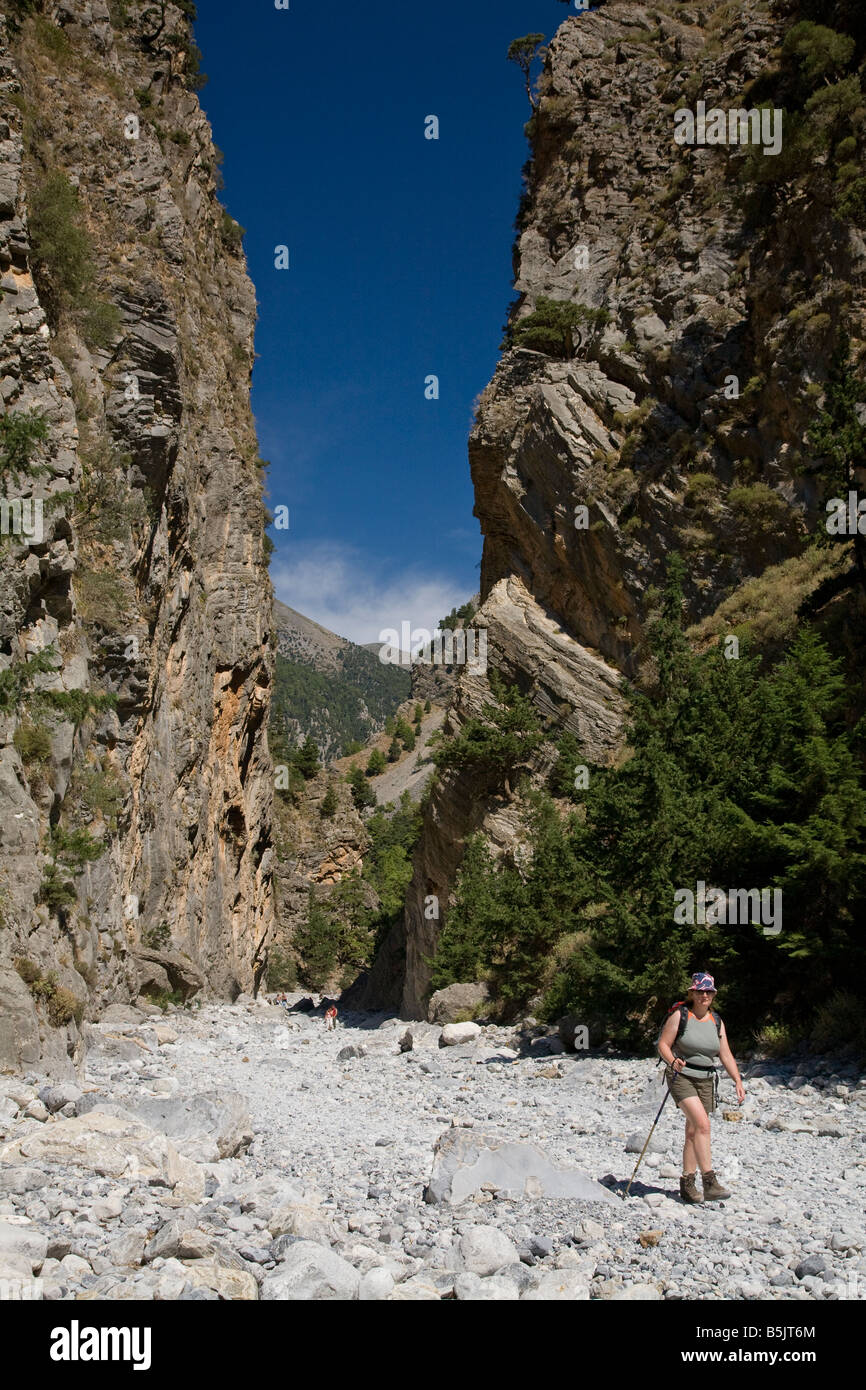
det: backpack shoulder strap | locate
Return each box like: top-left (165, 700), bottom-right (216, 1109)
top-left (710, 1010), bottom-right (722, 1037)
top-left (675, 1003), bottom-right (689, 1042)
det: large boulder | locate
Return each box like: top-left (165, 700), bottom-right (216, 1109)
top-left (129, 1091), bottom-right (253, 1163)
top-left (261, 1241), bottom-right (360, 1301)
top-left (131, 948), bottom-right (204, 1002)
top-left (428, 983), bottom-right (491, 1025)
top-left (424, 1127), bottom-right (619, 1205)
top-left (439, 1022), bottom-right (482, 1047)
top-left (0, 1111), bottom-right (204, 1206)
top-left (458, 1225), bottom-right (521, 1276)
top-left (0, 1220), bottom-right (48, 1274)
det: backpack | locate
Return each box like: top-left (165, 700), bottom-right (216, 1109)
top-left (655, 1001), bottom-right (721, 1066)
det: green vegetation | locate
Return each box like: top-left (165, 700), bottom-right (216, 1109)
top-left (430, 559), bottom-right (866, 1046)
top-left (347, 763), bottom-right (376, 811)
top-left (440, 601), bottom-right (477, 630)
top-left (739, 15), bottom-right (866, 223)
top-left (0, 410), bottom-right (50, 483)
top-left (266, 943), bottom-right (298, 991)
top-left (504, 296), bottom-right (611, 358)
top-left (387, 737), bottom-right (402, 763)
top-left (320, 784), bottom-right (338, 818)
top-left (142, 922), bottom-right (172, 951)
top-left (219, 209), bottom-right (245, 254)
top-left (807, 336), bottom-right (866, 508)
top-left (294, 737), bottom-right (320, 780)
top-left (366, 747), bottom-right (387, 777)
top-left (430, 671), bottom-right (544, 790)
top-left (27, 172), bottom-right (119, 346)
top-left (14, 959), bottom-right (84, 1027)
top-left (13, 720), bottom-right (52, 769)
top-left (149, 988), bottom-right (185, 1012)
top-left (507, 33), bottom-right (546, 112)
top-left (271, 646), bottom-right (410, 763)
top-left (295, 794), bottom-right (422, 990)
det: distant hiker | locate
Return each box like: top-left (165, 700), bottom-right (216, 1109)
top-left (325, 1005), bottom-right (338, 1031)
top-left (657, 972), bottom-right (745, 1205)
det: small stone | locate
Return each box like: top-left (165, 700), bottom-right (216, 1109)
top-left (638, 1230), bottom-right (663, 1249)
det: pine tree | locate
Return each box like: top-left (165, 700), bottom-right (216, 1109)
top-left (347, 764), bottom-right (375, 811)
top-left (366, 748), bottom-right (386, 777)
top-left (320, 784), bottom-right (338, 818)
top-left (387, 737), bottom-right (402, 763)
top-left (294, 736), bottom-right (320, 780)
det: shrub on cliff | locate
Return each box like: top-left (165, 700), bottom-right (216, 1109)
top-left (505, 296), bottom-right (610, 358)
top-left (430, 673), bottom-right (543, 789)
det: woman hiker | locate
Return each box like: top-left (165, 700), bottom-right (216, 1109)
top-left (657, 972), bottom-right (746, 1204)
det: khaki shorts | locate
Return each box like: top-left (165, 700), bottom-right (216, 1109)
top-left (665, 1065), bottom-right (716, 1115)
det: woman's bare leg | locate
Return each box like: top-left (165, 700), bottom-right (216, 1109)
top-left (679, 1095), bottom-right (712, 1172)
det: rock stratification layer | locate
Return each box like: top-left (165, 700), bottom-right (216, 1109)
top-left (0, 2), bottom-right (273, 1073)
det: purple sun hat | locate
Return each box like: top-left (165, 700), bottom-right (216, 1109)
top-left (690, 971), bottom-right (716, 993)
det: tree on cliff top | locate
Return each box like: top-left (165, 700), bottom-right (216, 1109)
top-left (507, 34), bottom-right (546, 112)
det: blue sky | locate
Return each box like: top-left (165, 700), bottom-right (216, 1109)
top-left (194, 0), bottom-right (579, 643)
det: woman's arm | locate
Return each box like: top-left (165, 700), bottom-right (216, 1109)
top-left (658, 1012), bottom-right (684, 1071)
top-left (718, 1021), bottom-right (746, 1102)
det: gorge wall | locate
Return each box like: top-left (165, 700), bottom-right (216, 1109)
top-left (361, 0), bottom-right (866, 1018)
top-left (0, 1), bottom-right (274, 1075)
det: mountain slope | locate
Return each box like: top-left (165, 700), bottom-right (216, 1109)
top-left (273, 599), bottom-right (410, 760)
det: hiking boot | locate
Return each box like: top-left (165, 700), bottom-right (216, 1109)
top-left (701, 1170), bottom-right (731, 1201)
top-left (679, 1172), bottom-right (704, 1204)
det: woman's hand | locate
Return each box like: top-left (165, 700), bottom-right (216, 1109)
top-left (672, 1057), bottom-right (685, 1073)
top-left (735, 1079), bottom-right (746, 1104)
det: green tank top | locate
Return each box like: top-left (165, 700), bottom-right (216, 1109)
top-left (674, 1011), bottom-right (720, 1079)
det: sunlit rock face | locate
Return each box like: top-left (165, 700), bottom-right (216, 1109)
top-left (0, 2), bottom-right (274, 1073)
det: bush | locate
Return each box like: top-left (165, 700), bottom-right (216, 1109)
top-left (80, 297), bottom-right (122, 349)
top-left (0, 410), bottom-right (50, 480)
top-left (219, 210), bottom-right (245, 254)
top-left (148, 988), bottom-right (185, 1012)
top-left (320, 785), bottom-right (338, 818)
top-left (752, 1021), bottom-right (805, 1057)
top-left (507, 296), bottom-right (610, 358)
top-left (13, 721), bottom-right (52, 767)
top-left (39, 864), bottom-right (77, 912)
top-left (28, 172), bottom-right (93, 303)
top-left (48, 987), bottom-right (84, 1027)
top-left (142, 922), bottom-right (171, 951)
top-left (727, 483), bottom-right (793, 534)
top-left (14, 957), bottom-right (41, 985)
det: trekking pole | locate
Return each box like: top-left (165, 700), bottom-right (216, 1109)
top-left (621, 1086), bottom-right (672, 1200)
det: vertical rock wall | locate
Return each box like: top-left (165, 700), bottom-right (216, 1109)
top-left (0, 2), bottom-right (274, 1075)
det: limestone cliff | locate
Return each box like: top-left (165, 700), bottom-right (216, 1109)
top-left (366, 0), bottom-right (866, 1017)
top-left (0, 2), bottom-right (273, 1075)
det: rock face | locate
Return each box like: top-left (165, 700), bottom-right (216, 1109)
top-left (0, 3), bottom-right (274, 1073)
top-left (362, 0), bottom-right (866, 1017)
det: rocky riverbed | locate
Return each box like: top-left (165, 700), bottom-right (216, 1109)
top-left (0, 996), bottom-right (863, 1301)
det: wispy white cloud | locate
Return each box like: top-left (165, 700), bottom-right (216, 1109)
top-left (270, 541), bottom-right (471, 647)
